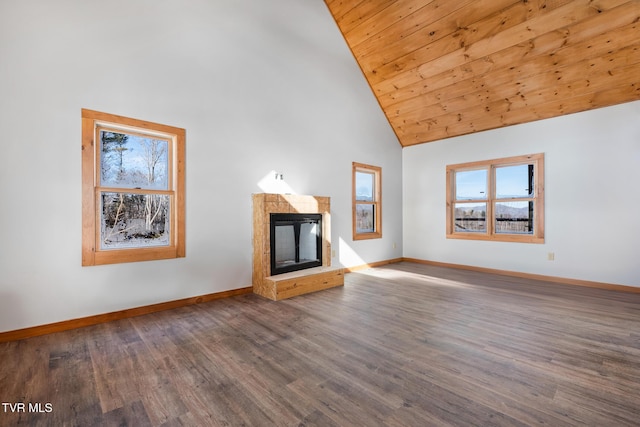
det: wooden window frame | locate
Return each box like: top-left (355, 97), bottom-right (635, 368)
top-left (446, 153), bottom-right (544, 244)
top-left (82, 109), bottom-right (186, 266)
top-left (352, 162), bottom-right (382, 240)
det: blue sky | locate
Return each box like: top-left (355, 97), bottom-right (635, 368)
top-left (456, 165), bottom-right (532, 200)
top-left (100, 132), bottom-right (169, 190)
top-left (355, 170), bottom-right (374, 201)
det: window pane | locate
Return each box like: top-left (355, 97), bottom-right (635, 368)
top-left (101, 192), bottom-right (170, 249)
top-left (299, 222), bottom-right (320, 262)
top-left (455, 169), bottom-right (487, 200)
top-left (274, 225), bottom-right (295, 263)
top-left (355, 171), bottom-right (374, 201)
top-left (496, 164), bottom-right (534, 199)
top-left (454, 203), bottom-right (486, 232)
top-left (100, 130), bottom-right (169, 190)
top-left (356, 204), bottom-right (375, 233)
top-left (495, 201), bottom-right (533, 234)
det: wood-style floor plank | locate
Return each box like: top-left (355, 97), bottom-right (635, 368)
top-left (1, 262), bottom-right (639, 426)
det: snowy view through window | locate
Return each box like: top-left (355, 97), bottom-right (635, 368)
top-left (99, 130), bottom-right (171, 249)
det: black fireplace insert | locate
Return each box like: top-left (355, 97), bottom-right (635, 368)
top-left (270, 213), bottom-right (322, 275)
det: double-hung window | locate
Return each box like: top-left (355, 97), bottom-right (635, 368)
top-left (353, 162), bottom-right (382, 240)
top-left (82, 109), bottom-right (186, 265)
top-left (446, 153), bottom-right (544, 243)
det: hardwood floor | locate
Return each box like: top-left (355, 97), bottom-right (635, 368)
top-left (1, 262), bottom-right (639, 426)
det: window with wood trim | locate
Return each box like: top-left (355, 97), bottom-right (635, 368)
top-left (82, 109), bottom-right (185, 265)
top-left (446, 153), bottom-right (544, 243)
top-left (353, 162), bottom-right (382, 240)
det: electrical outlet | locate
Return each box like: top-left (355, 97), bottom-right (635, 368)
top-left (392, 242), bottom-right (397, 249)
top-left (547, 252), bottom-right (555, 261)
top-left (331, 250), bottom-right (336, 258)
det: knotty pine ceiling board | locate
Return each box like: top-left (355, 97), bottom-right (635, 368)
top-left (325, 0), bottom-right (640, 146)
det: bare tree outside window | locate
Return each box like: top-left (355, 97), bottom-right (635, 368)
top-left (82, 109), bottom-right (185, 266)
top-left (99, 131), bottom-right (170, 249)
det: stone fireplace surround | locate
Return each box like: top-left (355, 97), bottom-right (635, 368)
top-left (252, 193), bottom-right (344, 300)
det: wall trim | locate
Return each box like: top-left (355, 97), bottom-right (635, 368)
top-left (0, 287), bottom-right (253, 343)
top-left (4, 257), bottom-right (636, 342)
top-left (402, 258), bottom-right (640, 294)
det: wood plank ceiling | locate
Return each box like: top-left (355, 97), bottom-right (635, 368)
top-left (324, 0), bottom-right (640, 147)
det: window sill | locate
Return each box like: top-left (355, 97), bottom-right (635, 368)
top-left (354, 232), bottom-right (382, 241)
top-left (446, 233), bottom-right (544, 244)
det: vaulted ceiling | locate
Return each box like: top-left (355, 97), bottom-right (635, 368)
top-left (325, 0), bottom-right (640, 147)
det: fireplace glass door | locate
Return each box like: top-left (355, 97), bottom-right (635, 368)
top-left (270, 213), bottom-right (322, 275)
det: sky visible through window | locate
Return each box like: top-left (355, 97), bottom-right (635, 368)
top-left (456, 169), bottom-right (487, 199)
top-left (456, 164), bottom-right (532, 199)
top-left (496, 164), bottom-right (532, 198)
top-left (355, 171), bottom-right (374, 201)
top-left (100, 131), bottom-right (169, 190)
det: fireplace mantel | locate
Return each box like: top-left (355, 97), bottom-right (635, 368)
top-left (252, 193), bottom-right (343, 300)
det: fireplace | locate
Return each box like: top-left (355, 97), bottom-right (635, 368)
top-left (270, 213), bottom-right (322, 275)
top-left (253, 194), bottom-right (343, 300)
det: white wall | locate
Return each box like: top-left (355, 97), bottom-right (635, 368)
top-left (0, 0), bottom-right (403, 332)
top-left (403, 100), bottom-right (640, 287)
